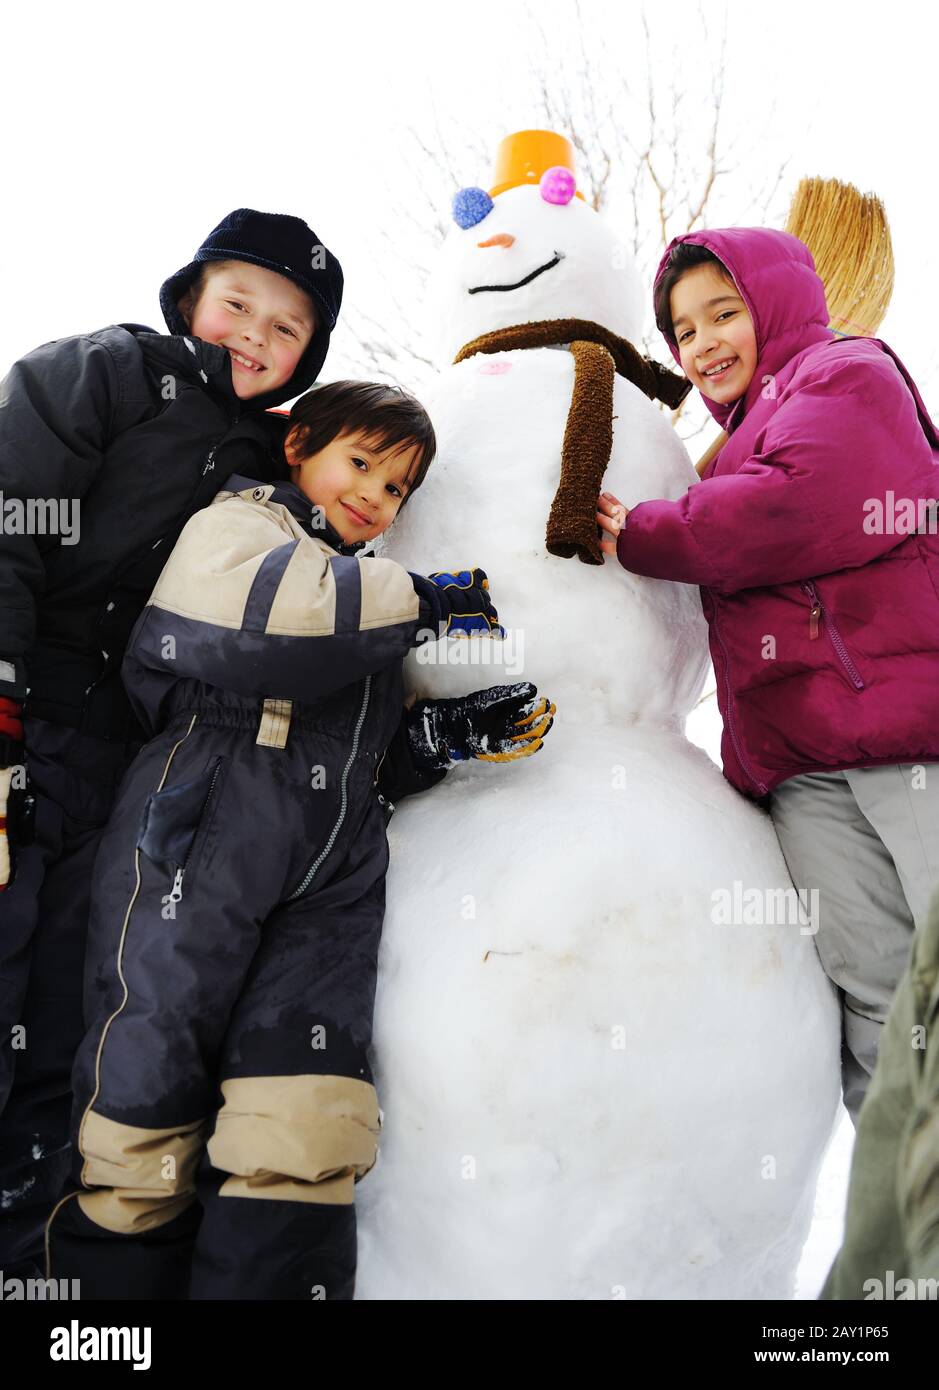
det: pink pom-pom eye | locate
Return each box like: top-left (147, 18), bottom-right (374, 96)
top-left (540, 166), bottom-right (576, 205)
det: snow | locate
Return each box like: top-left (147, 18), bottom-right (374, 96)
top-left (796, 1110), bottom-right (854, 1298)
top-left (689, 690), bottom-right (855, 1301)
top-left (356, 181), bottom-right (844, 1298)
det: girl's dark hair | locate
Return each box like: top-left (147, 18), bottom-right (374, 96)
top-left (653, 242), bottom-right (737, 345)
top-left (287, 380), bottom-right (436, 508)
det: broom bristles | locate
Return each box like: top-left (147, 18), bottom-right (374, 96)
top-left (784, 177), bottom-right (894, 337)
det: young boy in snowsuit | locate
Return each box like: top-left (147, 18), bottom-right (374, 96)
top-left (0, 207), bottom-right (344, 1273)
top-left (44, 378), bottom-right (556, 1299)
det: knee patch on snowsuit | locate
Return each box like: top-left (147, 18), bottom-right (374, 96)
top-left (75, 1108), bottom-right (209, 1233)
top-left (207, 1075), bottom-right (381, 1206)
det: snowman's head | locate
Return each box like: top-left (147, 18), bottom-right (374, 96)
top-left (429, 132), bottom-right (645, 365)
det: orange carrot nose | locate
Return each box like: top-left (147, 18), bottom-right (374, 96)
top-left (477, 233), bottom-right (515, 248)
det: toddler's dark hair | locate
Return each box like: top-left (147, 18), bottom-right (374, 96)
top-left (654, 242), bottom-right (737, 345)
top-left (287, 380), bottom-right (436, 508)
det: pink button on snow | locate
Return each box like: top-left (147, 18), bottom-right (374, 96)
top-left (540, 166), bottom-right (576, 205)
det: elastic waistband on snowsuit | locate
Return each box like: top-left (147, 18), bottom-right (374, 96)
top-left (162, 679), bottom-right (391, 753)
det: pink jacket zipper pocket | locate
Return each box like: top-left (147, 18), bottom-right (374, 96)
top-left (800, 580), bottom-right (866, 690)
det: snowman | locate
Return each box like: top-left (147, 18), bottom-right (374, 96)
top-left (356, 131), bottom-right (841, 1300)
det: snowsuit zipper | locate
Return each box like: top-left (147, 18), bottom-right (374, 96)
top-left (166, 754), bottom-right (226, 905)
top-left (800, 580), bottom-right (866, 690)
top-left (46, 712), bottom-right (200, 1278)
top-left (703, 586), bottom-right (769, 796)
top-left (287, 674), bottom-right (373, 900)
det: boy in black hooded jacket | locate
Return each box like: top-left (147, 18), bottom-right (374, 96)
top-left (0, 208), bottom-right (350, 1272)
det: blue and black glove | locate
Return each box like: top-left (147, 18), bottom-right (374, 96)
top-left (410, 567), bottom-right (505, 639)
top-left (406, 681), bottom-right (556, 771)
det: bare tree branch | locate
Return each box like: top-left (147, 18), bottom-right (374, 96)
top-left (338, 0), bottom-right (794, 437)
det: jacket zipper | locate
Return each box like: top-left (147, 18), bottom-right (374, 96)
top-left (135, 443), bottom-right (222, 580)
top-left (165, 756), bottom-right (226, 905)
top-left (79, 442), bottom-right (223, 725)
top-left (80, 648), bottom-right (114, 717)
top-left (704, 587), bottom-right (769, 796)
top-left (287, 674), bottom-right (373, 900)
top-left (373, 744), bottom-right (395, 818)
top-left (169, 440), bottom-right (224, 528)
top-left (799, 580), bottom-right (866, 690)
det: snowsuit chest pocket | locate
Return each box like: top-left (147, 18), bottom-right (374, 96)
top-left (137, 756), bottom-right (229, 904)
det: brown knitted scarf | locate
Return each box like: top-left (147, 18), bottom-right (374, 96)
top-left (454, 318), bottom-right (692, 564)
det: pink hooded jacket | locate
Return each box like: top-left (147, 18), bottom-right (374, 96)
top-left (616, 227), bottom-right (939, 801)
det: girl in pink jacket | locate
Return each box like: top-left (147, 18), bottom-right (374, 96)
top-left (598, 227), bottom-right (939, 1122)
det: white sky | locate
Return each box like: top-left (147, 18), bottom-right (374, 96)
top-left (2, 0), bottom-right (936, 402)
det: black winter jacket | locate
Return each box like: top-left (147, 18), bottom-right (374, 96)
top-left (0, 324), bottom-right (323, 739)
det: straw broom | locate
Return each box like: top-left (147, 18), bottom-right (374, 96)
top-left (691, 177), bottom-right (895, 476)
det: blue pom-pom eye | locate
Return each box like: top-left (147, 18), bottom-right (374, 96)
top-left (452, 186), bottom-right (494, 230)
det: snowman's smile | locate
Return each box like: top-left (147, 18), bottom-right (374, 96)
top-left (468, 252), bottom-right (565, 295)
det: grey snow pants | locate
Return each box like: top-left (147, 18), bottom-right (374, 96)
top-left (770, 763), bottom-right (939, 1124)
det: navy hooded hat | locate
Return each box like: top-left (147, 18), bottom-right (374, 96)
top-left (159, 208), bottom-right (344, 408)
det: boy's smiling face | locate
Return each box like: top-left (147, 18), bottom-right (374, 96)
top-left (184, 261), bottom-right (316, 400)
top-left (284, 426), bottom-right (420, 543)
top-left (670, 263), bottom-right (758, 403)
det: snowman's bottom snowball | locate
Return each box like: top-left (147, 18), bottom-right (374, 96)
top-left (355, 726), bottom-right (842, 1299)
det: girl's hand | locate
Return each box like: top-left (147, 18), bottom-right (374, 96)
top-left (597, 491), bottom-right (630, 557)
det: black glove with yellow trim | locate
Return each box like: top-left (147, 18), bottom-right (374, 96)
top-left (405, 682), bottom-right (556, 771)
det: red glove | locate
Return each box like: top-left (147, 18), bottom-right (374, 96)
top-left (0, 696), bottom-right (24, 756)
top-left (0, 697), bottom-right (26, 892)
